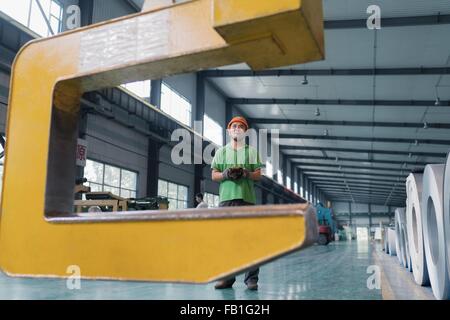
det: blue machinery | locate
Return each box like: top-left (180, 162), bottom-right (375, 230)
top-left (315, 203), bottom-right (337, 245)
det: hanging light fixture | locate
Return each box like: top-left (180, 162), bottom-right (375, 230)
top-left (315, 107), bottom-right (321, 116)
top-left (435, 86), bottom-right (441, 106)
top-left (302, 74), bottom-right (308, 85)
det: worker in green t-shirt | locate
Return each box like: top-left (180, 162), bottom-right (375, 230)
top-left (211, 116), bottom-right (263, 291)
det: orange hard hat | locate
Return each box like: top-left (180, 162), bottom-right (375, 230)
top-left (227, 116), bottom-right (249, 131)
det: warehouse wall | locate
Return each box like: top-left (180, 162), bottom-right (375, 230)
top-left (92, 0), bottom-right (136, 23)
top-left (158, 73), bottom-right (197, 207)
top-left (332, 201), bottom-right (395, 230)
top-left (205, 81), bottom-right (226, 130)
top-left (85, 113), bottom-right (149, 197)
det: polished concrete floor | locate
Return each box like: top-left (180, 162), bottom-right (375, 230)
top-left (0, 241), bottom-right (382, 300)
top-left (373, 243), bottom-right (434, 300)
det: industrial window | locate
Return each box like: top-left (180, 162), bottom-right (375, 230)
top-left (204, 192), bottom-right (219, 207)
top-left (277, 169), bottom-right (283, 185)
top-left (294, 181), bottom-right (298, 194)
top-left (264, 160), bottom-right (273, 177)
top-left (203, 114), bottom-right (223, 146)
top-left (0, 0), bottom-right (63, 37)
top-left (160, 82), bottom-right (192, 127)
top-left (84, 159), bottom-right (137, 199)
top-left (157, 179), bottom-right (188, 210)
top-left (286, 176), bottom-right (291, 190)
top-left (121, 80), bottom-right (151, 101)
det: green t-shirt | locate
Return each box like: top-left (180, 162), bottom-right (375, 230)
top-left (211, 144), bottom-right (263, 204)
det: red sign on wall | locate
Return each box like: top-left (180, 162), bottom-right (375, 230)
top-left (76, 139), bottom-right (88, 167)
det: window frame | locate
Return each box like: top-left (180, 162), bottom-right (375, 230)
top-left (0, 0), bottom-right (63, 37)
top-left (160, 82), bottom-right (192, 127)
top-left (203, 114), bottom-right (223, 147)
top-left (84, 158), bottom-right (139, 199)
top-left (157, 178), bottom-right (189, 210)
top-left (204, 192), bottom-right (219, 207)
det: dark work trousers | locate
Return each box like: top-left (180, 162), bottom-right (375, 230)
top-left (218, 199), bottom-right (260, 285)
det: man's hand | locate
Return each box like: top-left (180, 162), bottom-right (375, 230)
top-left (229, 168), bottom-right (244, 180)
top-left (222, 168), bottom-right (238, 180)
top-left (242, 168), bottom-right (251, 179)
top-left (222, 168), bottom-right (246, 180)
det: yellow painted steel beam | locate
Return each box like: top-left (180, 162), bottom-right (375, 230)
top-left (0, 0), bottom-right (323, 282)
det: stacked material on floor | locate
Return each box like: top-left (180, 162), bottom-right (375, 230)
top-left (388, 228), bottom-right (397, 256)
top-left (406, 172), bottom-right (429, 286)
top-left (422, 164), bottom-right (450, 300)
top-left (384, 152), bottom-right (450, 300)
top-left (395, 208), bottom-right (409, 268)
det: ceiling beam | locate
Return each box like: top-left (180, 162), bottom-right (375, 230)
top-left (329, 200), bottom-right (405, 206)
top-left (250, 118), bottom-right (450, 130)
top-left (295, 163), bottom-right (412, 172)
top-left (321, 188), bottom-right (405, 197)
top-left (303, 169), bottom-right (409, 181)
top-left (326, 197), bottom-right (405, 205)
top-left (317, 183), bottom-right (405, 192)
top-left (282, 146), bottom-right (447, 158)
top-left (328, 196), bottom-right (403, 202)
top-left (231, 98), bottom-right (450, 107)
top-left (323, 191), bottom-right (405, 199)
top-left (310, 180), bottom-right (405, 190)
top-left (306, 174), bottom-right (405, 184)
top-left (301, 169), bottom-right (408, 179)
top-left (314, 182), bottom-right (405, 191)
top-left (291, 156), bottom-right (428, 167)
top-left (204, 67), bottom-right (450, 78)
top-left (278, 133), bottom-right (450, 146)
top-left (325, 14), bottom-right (450, 29)
top-left (325, 191), bottom-right (405, 199)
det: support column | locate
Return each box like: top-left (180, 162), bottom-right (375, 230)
top-left (79, 0), bottom-right (94, 26)
top-left (261, 187), bottom-right (268, 205)
top-left (368, 204), bottom-right (373, 237)
top-left (146, 139), bottom-right (163, 197)
top-left (150, 79), bottom-right (162, 108)
top-left (309, 180), bottom-right (313, 202)
top-left (194, 72), bottom-right (206, 197)
top-left (296, 168), bottom-right (301, 195)
top-left (283, 155), bottom-right (288, 187)
top-left (224, 100), bottom-right (233, 145)
top-left (302, 174), bottom-right (307, 199)
top-left (290, 160), bottom-right (295, 191)
top-left (349, 202), bottom-right (352, 227)
top-left (273, 154), bottom-right (280, 184)
top-left (388, 205), bottom-right (392, 223)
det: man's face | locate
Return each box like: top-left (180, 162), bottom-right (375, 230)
top-left (228, 122), bottom-right (247, 141)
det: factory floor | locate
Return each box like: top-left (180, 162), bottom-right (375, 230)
top-left (373, 243), bottom-right (434, 300)
top-left (0, 241), bottom-right (383, 300)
